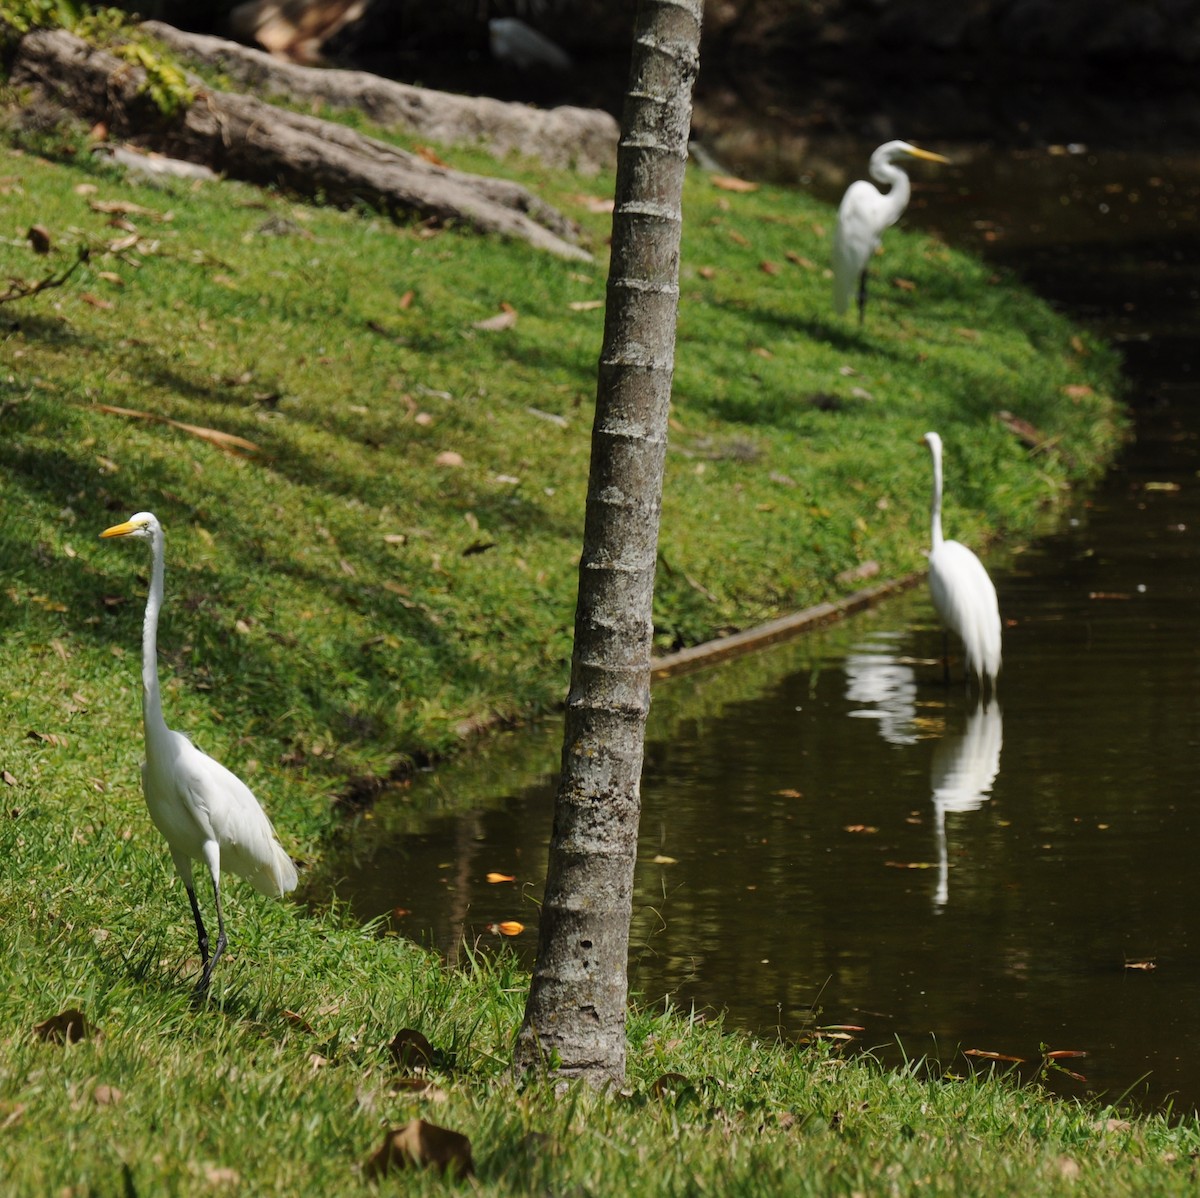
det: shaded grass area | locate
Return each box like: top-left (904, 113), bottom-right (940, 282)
top-left (0, 83), bottom-right (1148, 1193)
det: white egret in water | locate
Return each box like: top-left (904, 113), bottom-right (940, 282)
top-left (101, 512), bottom-right (297, 994)
top-left (923, 433), bottom-right (1002, 693)
top-left (833, 141), bottom-right (950, 324)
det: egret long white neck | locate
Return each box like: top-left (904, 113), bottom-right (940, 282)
top-left (871, 159), bottom-right (912, 229)
top-left (929, 442), bottom-right (945, 550)
top-left (141, 527), bottom-right (169, 738)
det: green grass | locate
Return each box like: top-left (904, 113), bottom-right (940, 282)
top-left (0, 69), bottom-right (1152, 1195)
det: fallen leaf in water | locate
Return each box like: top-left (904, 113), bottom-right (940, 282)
top-left (1088, 591), bottom-right (1131, 601)
top-left (711, 175), bottom-right (758, 193)
top-left (365, 1119), bottom-right (474, 1179)
top-left (884, 861), bottom-right (937, 870)
top-left (774, 788), bottom-right (804, 798)
top-left (1124, 959), bottom-right (1157, 971)
top-left (1043, 1049), bottom-right (1088, 1060)
top-left (492, 921), bottom-right (524, 937)
top-left (650, 854), bottom-right (677, 865)
top-left (486, 872), bottom-right (515, 884)
top-left (1144, 481), bottom-right (1181, 492)
top-left (843, 824), bottom-right (878, 834)
top-left (964, 1048), bottom-right (1026, 1063)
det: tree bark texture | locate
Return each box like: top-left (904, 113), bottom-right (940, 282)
top-left (9, 27), bottom-right (591, 260)
top-left (141, 21), bottom-right (619, 176)
top-left (512, 0), bottom-right (701, 1086)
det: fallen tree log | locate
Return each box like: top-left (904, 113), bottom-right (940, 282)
top-left (10, 27), bottom-right (593, 261)
top-left (141, 20), bottom-right (619, 177)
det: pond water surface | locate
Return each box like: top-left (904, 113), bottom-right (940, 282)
top-left (314, 141), bottom-right (1200, 1114)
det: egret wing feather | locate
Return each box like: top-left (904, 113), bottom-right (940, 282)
top-left (832, 181), bottom-right (886, 314)
top-left (927, 540), bottom-right (1002, 684)
top-left (175, 744), bottom-right (298, 897)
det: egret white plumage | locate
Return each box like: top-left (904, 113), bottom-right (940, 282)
top-left (833, 141), bottom-right (950, 324)
top-left (101, 512), bottom-right (296, 994)
top-left (923, 433), bottom-right (1002, 693)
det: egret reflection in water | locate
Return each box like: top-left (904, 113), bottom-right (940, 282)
top-left (930, 701), bottom-right (1003, 907)
top-left (844, 631), bottom-right (919, 745)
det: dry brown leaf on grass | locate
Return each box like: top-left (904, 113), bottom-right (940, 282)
top-left (711, 175), bottom-right (758, 193)
top-left (33, 1008), bottom-right (96, 1044)
top-left (567, 192), bottom-right (614, 214)
top-left (366, 1120), bottom-right (474, 1179)
top-left (473, 302), bottom-right (518, 331)
top-left (88, 198), bottom-right (170, 222)
top-left (27, 225), bottom-right (51, 254)
top-left (389, 1029), bottom-right (434, 1072)
top-left (90, 404), bottom-right (260, 457)
top-left (435, 450), bottom-right (465, 467)
top-left (2, 770), bottom-right (16, 786)
top-left (92, 1084), bottom-right (123, 1106)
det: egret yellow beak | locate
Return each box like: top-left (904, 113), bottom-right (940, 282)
top-left (908, 147), bottom-right (951, 165)
top-left (100, 521), bottom-right (137, 539)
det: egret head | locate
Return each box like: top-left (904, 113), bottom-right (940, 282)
top-left (870, 141), bottom-right (951, 182)
top-left (922, 431), bottom-right (943, 454)
top-left (100, 511), bottom-right (160, 541)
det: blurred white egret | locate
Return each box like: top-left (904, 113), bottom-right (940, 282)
top-left (488, 17), bottom-right (571, 72)
top-left (833, 141), bottom-right (950, 324)
top-left (923, 433), bottom-right (1002, 693)
top-left (101, 512), bottom-right (297, 995)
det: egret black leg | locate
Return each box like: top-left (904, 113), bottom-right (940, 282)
top-left (196, 878), bottom-right (228, 996)
top-left (185, 884), bottom-right (209, 965)
top-left (941, 630), bottom-right (951, 685)
top-left (857, 270), bottom-right (868, 326)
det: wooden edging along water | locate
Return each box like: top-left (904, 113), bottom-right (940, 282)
top-left (649, 571), bottom-right (925, 682)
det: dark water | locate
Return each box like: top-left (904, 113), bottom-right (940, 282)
top-left (315, 144), bottom-right (1200, 1114)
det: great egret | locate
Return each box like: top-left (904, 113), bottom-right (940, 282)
top-left (101, 512), bottom-right (297, 994)
top-left (923, 432), bottom-right (1002, 693)
top-left (833, 141), bottom-right (950, 324)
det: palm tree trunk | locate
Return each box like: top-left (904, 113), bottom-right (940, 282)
top-left (512, 0), bottom-right (702, 1086)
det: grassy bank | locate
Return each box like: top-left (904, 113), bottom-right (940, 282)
top-left (0, 56), bottom-right (1146, 1194)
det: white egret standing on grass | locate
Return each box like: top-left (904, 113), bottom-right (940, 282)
top-left (833, 141), bottom-right (950, 324)
top-left (923, 433), bottom-right (1002, 694)
top-left (101, 512), bottom-right (297, 995)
